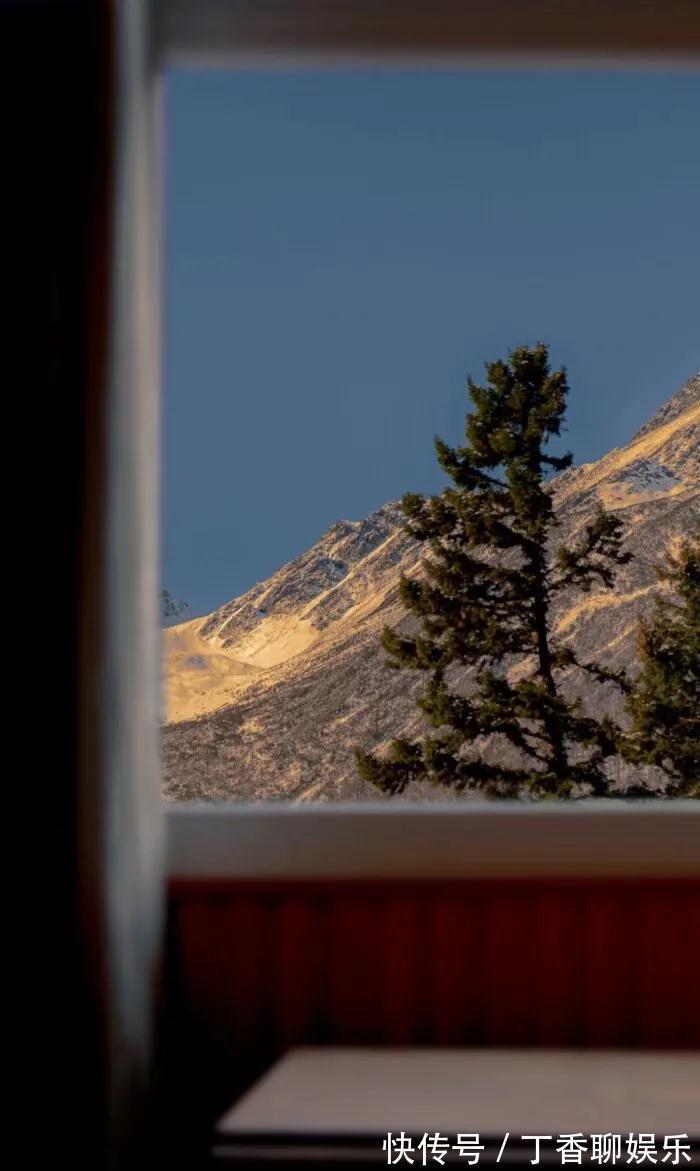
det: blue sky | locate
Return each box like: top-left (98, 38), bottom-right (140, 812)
top-left (164, 68), bottom-right (699, 615)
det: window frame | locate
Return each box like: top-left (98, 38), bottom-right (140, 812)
top-left (148, 0), bottom-right (700, 880)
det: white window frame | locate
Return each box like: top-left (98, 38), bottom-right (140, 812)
top-left (141, 0), bottom-right (700, 880)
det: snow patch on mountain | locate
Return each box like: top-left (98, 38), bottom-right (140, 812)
top-left (599, 458), bottom-right (682, 508)
top-left (613, 459), bottom-right (680, 490)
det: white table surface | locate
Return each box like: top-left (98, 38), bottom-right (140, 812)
top-left (217, 1047), bottom-right (700, 1137)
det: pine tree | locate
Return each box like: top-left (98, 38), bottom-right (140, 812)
top-left (624, 534), bottom-right (700, 795)
top-left (355, 343), bottom-right (632, 798)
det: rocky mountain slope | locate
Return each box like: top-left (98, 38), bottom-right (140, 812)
top-left (162, 373), bottom-right (699, 800)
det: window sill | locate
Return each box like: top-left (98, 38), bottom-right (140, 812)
top-left (166, 800), bottom-right (700, 879)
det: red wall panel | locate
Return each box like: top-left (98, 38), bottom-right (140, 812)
top-left (163, 877), bottom-right (700, 1144)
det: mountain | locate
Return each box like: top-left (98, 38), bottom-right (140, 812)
top-left (162, 374), bottom-right (699, 801)
top-left (161, 589), bottom-right (192, 627)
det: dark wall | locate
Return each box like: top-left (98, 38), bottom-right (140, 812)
top-left (25, 1), bottom-right (114, 1165)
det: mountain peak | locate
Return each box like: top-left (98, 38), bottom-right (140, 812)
top-left (161, 589), bottom-right (191, 627)
top-left (633, 372), bottom-right (700, 440)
